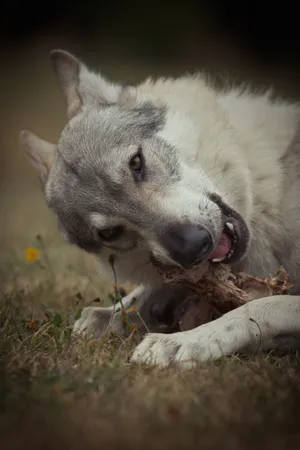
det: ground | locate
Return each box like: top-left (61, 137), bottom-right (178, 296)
top-left (1, 236), bottom-right (300, 450)
top-left (1, 39), bottom-right (300, 450)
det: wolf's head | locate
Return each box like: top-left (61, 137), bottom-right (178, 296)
top-left (20, 50), bottom-right (251, 275)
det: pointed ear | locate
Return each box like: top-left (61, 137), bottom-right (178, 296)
top-left (50, 49), bottom-right (123, 119)
top-left (19, 130), bottom-right (55, 185)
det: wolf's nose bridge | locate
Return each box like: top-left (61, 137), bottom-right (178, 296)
top-left (159, 223), bottom-right (214, 268)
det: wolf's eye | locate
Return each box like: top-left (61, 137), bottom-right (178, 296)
top-left (130, 155), bottom-right (142, 171)
top-left (129, 146), bottom-right (144, 181)
top-left (97, 226), bottom-right (123, 241)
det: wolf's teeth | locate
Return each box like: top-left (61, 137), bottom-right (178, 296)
top-left (212, 256), bottom-right (226, 263)
top-left (226, 222), bottom-right (234, 233)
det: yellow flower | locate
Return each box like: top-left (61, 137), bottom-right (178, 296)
top-left (129, 323), bottom-right (137, 332)
top-left (25, 247), bottom-right (40, 262)
top-left (27, 320), bottom-right (35, 330)
top-left (129, 306), bottom-right (136, 313)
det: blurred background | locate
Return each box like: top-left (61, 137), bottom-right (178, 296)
top-left (1, 0), bottom-right (300, 296)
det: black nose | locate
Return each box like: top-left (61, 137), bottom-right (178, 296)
top-left (160, 224), bottom-right (214, 268)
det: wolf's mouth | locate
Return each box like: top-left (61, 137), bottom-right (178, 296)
top-left (151, 194), bottom-right (250, 271)
top-left (207, 192), bottom-right (250, 265)
top-left (208, 222), bottom-right (238, 263)
top-left (151, 219), bottom-right (245, 272)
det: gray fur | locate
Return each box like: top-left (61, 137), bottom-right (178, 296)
top-left (46, 101), bottom-right (177, 255)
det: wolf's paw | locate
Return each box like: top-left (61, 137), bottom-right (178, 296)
top-left (73, 306), bottom-right (113, 339)
top-left (130, 326), bottom-right (227, 368)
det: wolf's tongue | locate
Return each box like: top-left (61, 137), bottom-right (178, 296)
top-left (208, 233), bottom-right (232, 260)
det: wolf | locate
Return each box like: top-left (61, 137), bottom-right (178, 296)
top-left (20, 49), bottom-right (300, 367)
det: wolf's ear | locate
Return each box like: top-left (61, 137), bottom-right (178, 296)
top-left (20, 130), bottom-right (55, 185)
top-left (50, 49), bottom-right (123, 119)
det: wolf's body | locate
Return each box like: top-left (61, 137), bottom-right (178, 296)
top-left (20, 50), bottom-right (300, 367)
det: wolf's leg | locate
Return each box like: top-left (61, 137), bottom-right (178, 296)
top-left (73, 285), bottom-right (148, 338)
top-left (131, 295), bottom-right (300, 367)
top-left (72, 282), bottom-right (190, 338)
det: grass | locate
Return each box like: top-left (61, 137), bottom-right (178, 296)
top-left (1, 236), bottom-right (300, 450)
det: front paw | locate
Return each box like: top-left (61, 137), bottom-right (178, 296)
top-left (73, 306), bottom-right (113, 339)
top-left (130, 327), bottom-right (226, 368)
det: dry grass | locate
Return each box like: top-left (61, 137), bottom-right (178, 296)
top-left (1, 237), bottom-right (300, 450)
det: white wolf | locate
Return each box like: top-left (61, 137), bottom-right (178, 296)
top-left (20, 50), bottom-right (300, 367)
